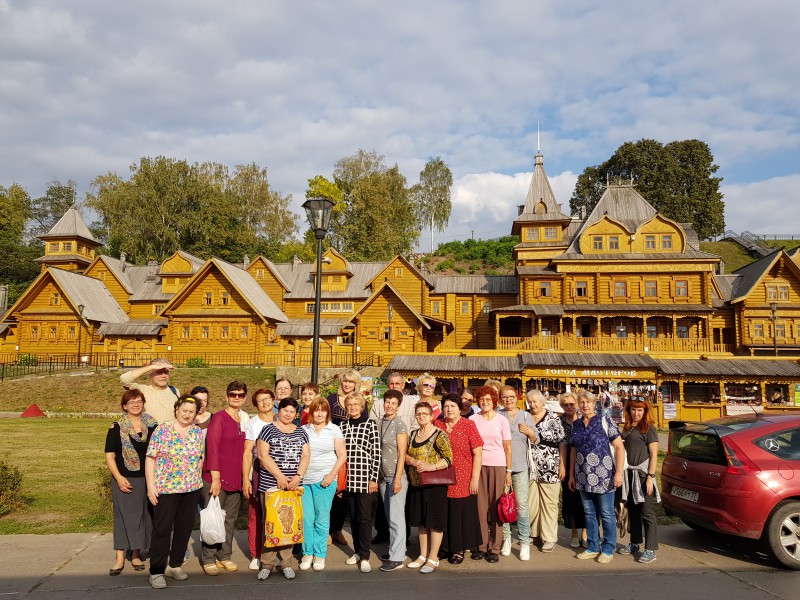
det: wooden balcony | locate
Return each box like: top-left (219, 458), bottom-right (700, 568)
top-left (497, 334), bottom-right (728, 354)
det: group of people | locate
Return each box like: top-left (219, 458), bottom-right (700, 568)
top-left (105, 359), bottom-right (661, 589)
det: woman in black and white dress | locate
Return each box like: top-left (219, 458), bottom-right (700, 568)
top-left (340, 391), bottom-right (381, 573)
top-left (527, 389), bottom-right (566, 552)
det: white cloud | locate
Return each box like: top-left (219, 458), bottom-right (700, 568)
top-left (722, 175), bottom-right (800, 235)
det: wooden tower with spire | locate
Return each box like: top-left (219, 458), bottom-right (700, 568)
top-left (35, 207), bottom-right (101, 273)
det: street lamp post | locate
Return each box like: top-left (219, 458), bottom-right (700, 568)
top-left (77, 304), bottom-right (85, 367)
top-left (302, 197), bottom-right (334, 385)
top-left (387, 303), bottom-right (393, 353)
top-left (770, 301), bottom-right (778, 356)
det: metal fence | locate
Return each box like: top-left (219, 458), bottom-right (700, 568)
top-left (0, 350), bottom-right (382, 382)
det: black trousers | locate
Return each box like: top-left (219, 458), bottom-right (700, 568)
top-left (626, 487), bottom-right (659, 550)
top-left (343, 491), bottom-right (374, 559)
top-left (149, 489), bottom-right (201, 575)
top-left (330, 493), bottom-right (346, 533)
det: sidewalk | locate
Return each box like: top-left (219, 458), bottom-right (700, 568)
top-left (2, 524), bottom-right (798, 600)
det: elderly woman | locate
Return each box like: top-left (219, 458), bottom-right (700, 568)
top-left (190, 386), bottom-right (212, 436)
top-left (618, 398), bottom-right (660, 563)
top-left (527, 389), bottom-right (566, 553)
top-left (498, 386), bottom-right (538, 561)
top-left (200, 381), bottom-right (250, 576)
top-left (340, 392), bottom-right (381, 573)
top-left (406, 402), bottom-right (454, 574)
top-left (376, 389), bottom-right (409, 572)
top-left (568, 389), bottom-right (625, 564)
top-left (145, 395), bottom-right (204, 589)
top-left (327, 369), bottom-right (364, 545)
top-left (459, 387), bottom-right (480, 416)
top-left (436, 393), bottom-right (482, 565)
top-left (300, 397), bottom-right (346, 572)
top-left (256, 398), bottom-right (310, 581)
top-left (470, 386), bottom-right (512, 563)
top-left (418, 373), bottom-right (442, 419)
top-left (105, 389), bottom-right (157, 575)
top-left (243, 388), bottom-right (276, 571)
top-left (558, 392), bottom-right (586, 548)
top-left (299, 382), bottom-right (320, 425)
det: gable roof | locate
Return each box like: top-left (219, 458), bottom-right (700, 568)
top-left (512, 152), bottom-right (571, 235)
top-left (349, 280), bottom-right (432, 330)
top-left (212, 259), bottom-right (288, 322)
top-left (159, 250), bottom-right (205, 274)
top-left (38, 207), bottom-right (98, 243)
top-left (729, 249), bottom-right (798, 304)
top-left (48, 268), bottom-right (128, 323)
top-left (274, 261), bottom-right (385, 300)
top-left (92, 255), bottom-right (134, 294)
top-left (367, 254), bottom-right (435, 289)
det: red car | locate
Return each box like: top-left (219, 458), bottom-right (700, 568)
top-left (661, 414), bottom-right (800, 570)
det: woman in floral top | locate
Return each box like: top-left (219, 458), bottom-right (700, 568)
top-left (145, 395), bottom-right (204, 589)
top-left (405, 402), bottom-right (454, 574)
top-left (558, 392), bottom-right (586, 549)
top-left (568, 389), bottom-right (625, 564)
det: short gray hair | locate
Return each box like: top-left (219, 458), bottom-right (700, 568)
top-left (527, 389), bottom-right (546, 405)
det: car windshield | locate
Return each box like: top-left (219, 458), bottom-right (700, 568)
top-left (669, 428), bottom-right (726, 465)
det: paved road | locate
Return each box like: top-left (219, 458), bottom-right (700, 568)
top-left (2, 524), bottom-right (797, 600)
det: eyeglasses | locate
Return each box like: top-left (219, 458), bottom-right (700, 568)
top-left (501, 395), bottom-right (517, 400)
top-left (228, 392), bottom-right (246, 398)
top-left (126, 399), bottom-right (144, 405)
top-left (256, 396), bottom-right (274, 403)
top-left (421, 383), bottom-right (435, 389)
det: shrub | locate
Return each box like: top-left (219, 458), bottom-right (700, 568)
top-left (0, 457), bottom-right (24, 517)
top-left (186, 357), bottom-right (208, 368)
top-left (16, 354), bottom-right (38, 367)
top-left (435, 259), bottom-right (453, 272)
top-left (454, 266), bottom-right (466, 274)
top-left (470, 261), bottom-right (480, 273)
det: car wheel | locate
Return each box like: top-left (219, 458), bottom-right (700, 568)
top-left (764, 500), bottom-right (800, 570)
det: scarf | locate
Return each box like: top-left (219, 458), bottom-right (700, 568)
top-left (118, 412), bottom-right (158, 472)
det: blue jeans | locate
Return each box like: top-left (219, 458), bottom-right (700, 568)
top-left (579, 489), bottom-right (617, 555)
top-left (501, 470), bottom-right (531, 544)
top-left (301, 480), bottom-right (337, 558)
top-left (379, 473), bottom-right (408, 562)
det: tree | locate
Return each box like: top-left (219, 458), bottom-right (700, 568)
top-left (29, 180), bottom-right (78, 237)
top-left (325, 149), bottom-right (420, 260)
top-left (87, 157), bottom-right (297, 263)
top-left (0, 184), bottom-right (39, 305)
top-left (411, 157), bottom-right (453, 254)
top-left (570, 139), bottom-right (725, 239)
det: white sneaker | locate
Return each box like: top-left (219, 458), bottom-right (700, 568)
top-left (520, 544), bottom-right (530, 561)
top-left (312, 557), bottom-right (325, 571)
top-left (283, 567), bottom-right (296, 580)
top-left (164, 565), bottom-right (188, 580)
top-left (249, 558), bottom-right (260, 571)
top-left (345, 554), bottom-right (359, 565)
top-left (500, 537), bottom-right (512, 556)
top-left (360, 559), bottom-right (371, 573)
top-left (542, 542), bottom-right (555, 552)
top-left (299, 555), bottom-right (313, 571)
top-left (257, 568), bottom-right (270, 580)
top-left (149, 574), bottom-right (167, 589)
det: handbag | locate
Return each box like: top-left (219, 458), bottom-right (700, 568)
top-left (337, 461), bottom-right (348, 492)
top-left (497, 486), bottom-right (518, 523)
top-left (263, 488), bottom-right (304, 548)
top-left (419, 464), bottom-right (456, 486)
top-left (199, 496), bottom-right (227, 545)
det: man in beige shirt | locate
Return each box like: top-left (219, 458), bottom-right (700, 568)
top-left (119, 358), bottom-right (180, 423)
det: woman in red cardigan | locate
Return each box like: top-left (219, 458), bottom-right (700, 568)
top-left (200, 381), bottom-right (250, 575)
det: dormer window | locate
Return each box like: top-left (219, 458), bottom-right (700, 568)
top-left (50, 293), bottom-right (60, 306)
top-left (662, 234), bottom-right (673, 250)
top-left (645, 235), bottom-right (656, 250)
top-left (544, 227), bottom-right (558, 240)
top-left (593, 236), bottom-right (603, 251)
top-left (609, 236), bottom-right (619, 250)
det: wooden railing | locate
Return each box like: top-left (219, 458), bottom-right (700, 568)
top-left (498, 334), bottom-right (723, 354)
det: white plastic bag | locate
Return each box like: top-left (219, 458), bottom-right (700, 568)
top-left (200, 496), bottom-right (227, 545)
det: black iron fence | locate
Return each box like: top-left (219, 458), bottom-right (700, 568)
top-left (0, 351), bottom-right (382, 382)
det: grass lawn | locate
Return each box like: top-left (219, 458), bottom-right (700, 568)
top-left (0, 367), bottom-right (276, 414)
top-left (699, 240), bottom-right (755, 273)
top-left (0, 418), bottom-right (112, 534)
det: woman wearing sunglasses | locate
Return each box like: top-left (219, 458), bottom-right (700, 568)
top-left (418, 373), bottom-right (442, 420)
top-left (200, 381), bottom-right (251, 576)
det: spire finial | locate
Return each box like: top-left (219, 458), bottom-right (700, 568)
top-left (537, 121), bottom-right (540, 153)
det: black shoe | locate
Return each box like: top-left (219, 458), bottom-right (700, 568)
top-left (437, 550), bottom-right (447, 560)
top-left (379, 553), bottom-right (390, 561)
top-left (372, 535), bottom-right (389, 544)
top-left (379, 560), bottom-right (404, 572)
top-left (448, 553), bottom-right (464, 565)
top-left (485, 553), bottom-right (500, 563)
top-left (471, 551), bottom-right (485, 560)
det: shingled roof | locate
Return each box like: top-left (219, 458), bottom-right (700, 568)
top-left (38, 207), bottom-right (97, 243)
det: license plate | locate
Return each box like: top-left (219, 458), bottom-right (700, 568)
top-left (671, 485), bottom-right (699, 503)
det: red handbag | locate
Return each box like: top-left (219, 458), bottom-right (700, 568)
top-left (337, 462), bottom-right (348, 492)
top-left (497, 487), bottom-right (517, 523)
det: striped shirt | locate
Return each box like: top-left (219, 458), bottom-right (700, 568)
top-left (256, 425), bottom-right (309, 492)
top-left (303, 422), bottom-right (344, 485)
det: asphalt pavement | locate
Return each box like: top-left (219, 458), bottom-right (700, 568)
top-left (1, 524), bottom-right (798, 600)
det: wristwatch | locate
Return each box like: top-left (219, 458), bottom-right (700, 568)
top-left (647, 473), bottom-right (656, 478)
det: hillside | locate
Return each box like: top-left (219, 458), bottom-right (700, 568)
top-left (422, 236), bottom-right (518, 276)
top-left (699, 241), bottom-right (756, 273)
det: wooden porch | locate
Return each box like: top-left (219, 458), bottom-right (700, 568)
top-left (497, 333), bottom-right (733, 354)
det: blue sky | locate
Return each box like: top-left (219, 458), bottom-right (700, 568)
top-left (2, 0), bottom-right (798, 250)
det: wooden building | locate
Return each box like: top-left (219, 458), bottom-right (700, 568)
top-left (2, 152), bottom-right (800, 419)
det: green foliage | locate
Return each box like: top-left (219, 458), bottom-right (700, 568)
top-left (95, 466), bottom-right (113, 506)
top-left (87, 157), bottom-right (297, 264)
top-left (16, 354), bottom-right (39, 367)
top-left (453, 266), bottom-right (465, 274)
top-left (699, 241), bottom-right (756, 273)
top-left (434, 236), bottom-right (518, 269)
top-left (411, 157), bottom-right (453, 253)
top-left (436, 259), bottom-right (454, 271)
top-left (0, 184), bottom-right (39, 298)
top-left (469, 261), bottom-right (480, 273)
top-left (330, 150), bottom-right (420, 260)
top-left (30, 180), bottom-right (77, 237)
top-left (0, 457), bottom-right (24, 517)
top-left (570, 139), bottom-right (725, 239)
top-left (186, 357), bottom-right (209, 368)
